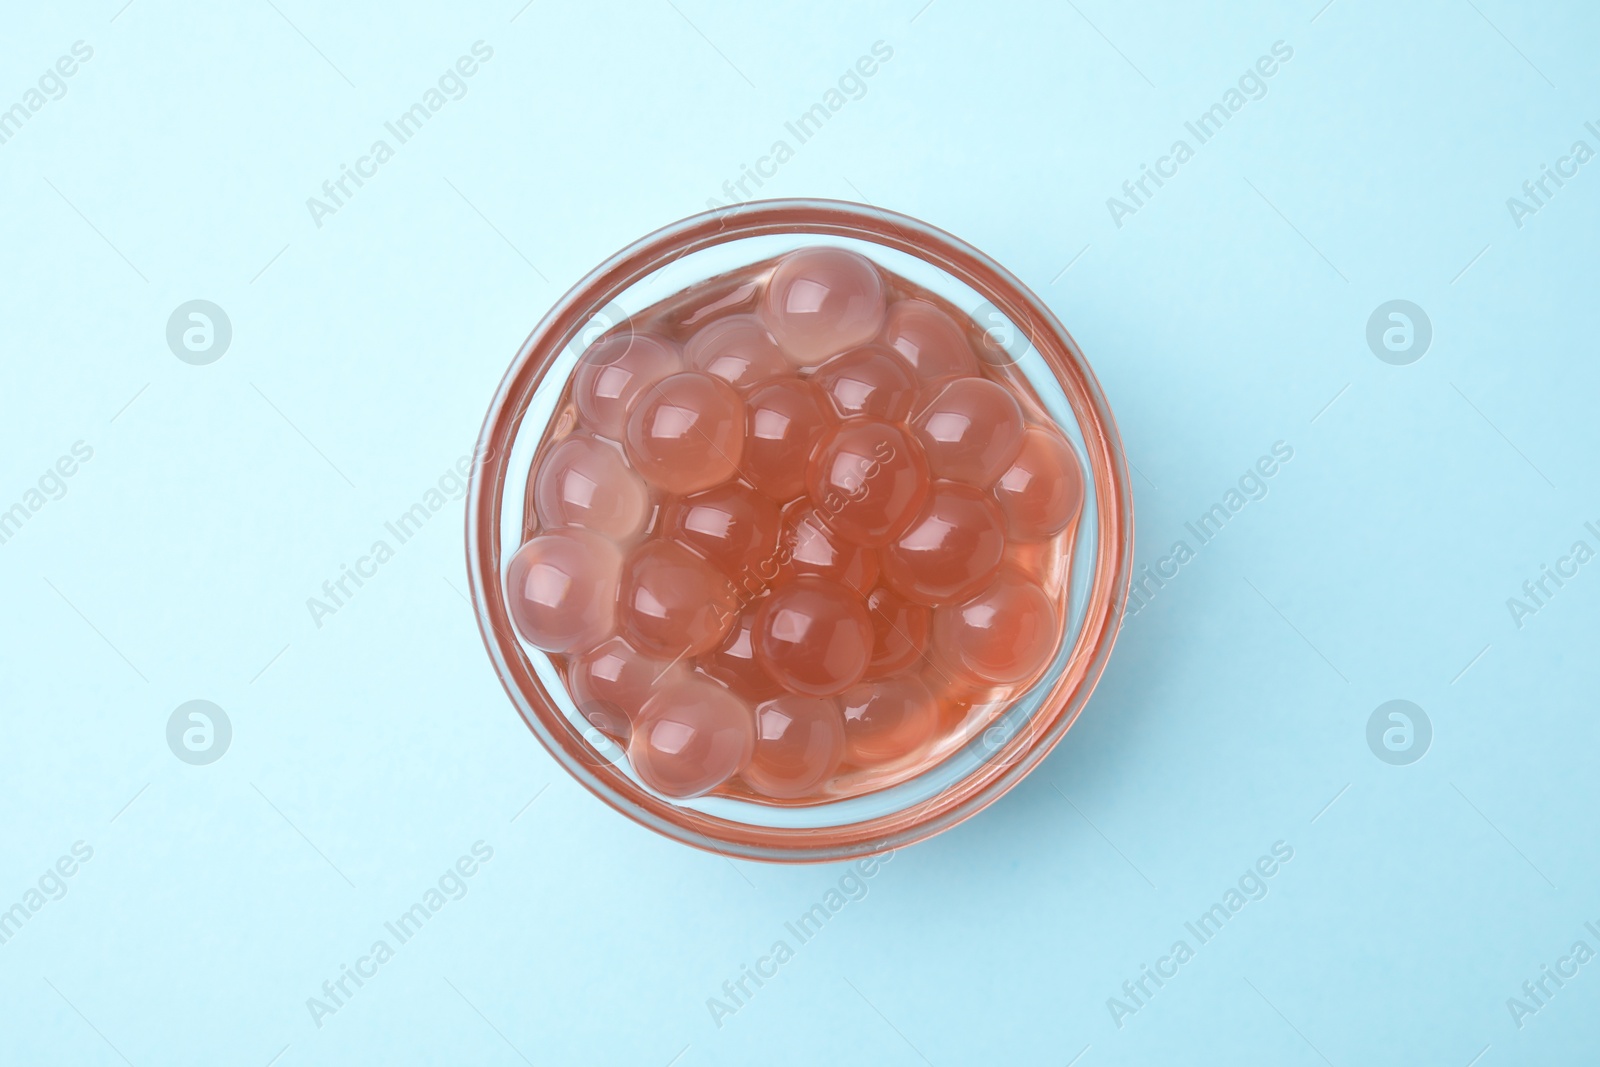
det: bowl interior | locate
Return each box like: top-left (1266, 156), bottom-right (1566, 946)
top-left (495, 230), bottom-right (1098, 829)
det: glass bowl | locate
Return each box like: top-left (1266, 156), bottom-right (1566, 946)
top-left (465, 198), bottom-right (1132, 863)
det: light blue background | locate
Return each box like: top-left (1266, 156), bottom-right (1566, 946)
top-left (2, 1), bottom-right (1596, 1064)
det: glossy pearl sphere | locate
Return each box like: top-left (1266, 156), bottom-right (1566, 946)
top-left (663, 483), bottom-right (780, 585)
top-left (912, 377), bottom-right (1026, 488)
top-left (699, 604), bottom-right (784, 703)
top-left (933, 569), bottom-right (1061, 685)
top-left (840, 673), bottom-right (939, 765)
top-left (623, 371), bottom-right (745, 494)
top-left (567, 636), bottom-right (684, 739)
top-left (573, 332), bottom-right (681, 439)
top-left (881, 299), bottom-right (978, 383)
top-left (684, 313), bottom-right (789, 391)
top-left (740, 378), bottom-right (833, 503)
top-left (806, 418), bottom-right (929, 547)
top-left (777, 504), bottom-right (879, 597)
top-left (533, 434), bottom-right (649, 541)
top-left (753, 577), bottom-right (872, 697)
top-left (814, 344), bottom-right (919, 421)
top-left (629, 679), bottom-right (755, 798)
top-left (743, 695), bottom-right (846, 800)
top-left (880, 482), bottom-right (1007, 606)
top-left (504, 529), bottom-right (621, 653)
top-left (994, 426), bottom-right (1083, 541)
top-left (760, 247), bottom-right (886, 366)
top-left (618, 539), bottom-right (738, 659)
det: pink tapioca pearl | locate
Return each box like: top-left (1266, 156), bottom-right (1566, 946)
top-left (628, 678), bottom-right (755, 799)
top-left (743, 695), bottom-right (846, 800)
top-left (572, 332), bottom-right (681, 440)
top-left (684, 314), bottom-right (789, 391)
top-left (994, 426), bottom-right (1084, 541)
top-left (880, 481), bottom-right (1007, 606)
top-left (806, 418), bottom-right (929, 547)
top-left (814, 344), bottom-right (919, 422)
top-left (840, 673), bottom-right (939, 765)
top-left (753, 577), bottom-right (872, 697)
top-left (776, 503), bottom-right (878, 597)
top-left (663, 483), bottom-right (780, 586)
top-left (864, 586), bottom-right (930, 678)
top-left (881, 299), bottom-right (979, 384)
top-left (567, 635), bottom-right (685, 740)
top-left (741, 378), bottom-right (832, 503)
top-left (504, 529), bottom-right (620, 654)
top-left (532, 434), bottom-right (649, 542)
top-left (932, 569), bottom-right (1061, 686)
top-left (760, 247), bottom-right (886, 366)
top-left (699, 604), bottom-right (784, 704)
top-left (624, 371), bottom-right (746, 495)
top-left (912, 377), bottom-right (1026, 487)
top-left (618, 539), bottom-right (738, 660)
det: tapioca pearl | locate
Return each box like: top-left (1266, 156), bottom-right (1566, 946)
top-left (880, 482), bottom-right (1007, 606)
top-left (740, 378), bottom-right (832, 503)
top-left (504, 530), bottom-right (621, 653)
top-left (994, 426), bottom-right (1083, 541)
top-left (628, 678), bottom-right (755, 799)
top-left (932, 569), bottom-right (1061, 685)
top-left (663, 482), bottom-right (780, 586)
top-left (684, 313), bottom-right (789, 391)
top-left (532, 434), bottom-right (649, 542)
top-left (840, 673), bottom-right (939, 765)
top-left (698, 604), bottom-right (784, 703)
top-left (567, 635), bottom-right (684, 740)
top-left (760, 247), bottom-right (886, 366)
top-left (864, 586), bottom-right (930, 678)
top-left (912, 377), bottom-right (1026, 487)
top-left (743, 695), bottom-right (846, 800)
top-left (624, 371), bottom-right (746, 495)
top-left (618, 539), bottom-right (738, 659)
top-left (814, 344), bottom-right (919, 422)
top-left (573, 332), bottom-right (681, 439)
top-left (881, 299), bottom-right (979, 383)
top-left (806, 418), bottom-right (929, 547)
top-left (776, 503), bottom-right (879, 597)
top-left (752, 577), bottom-right (872, 697)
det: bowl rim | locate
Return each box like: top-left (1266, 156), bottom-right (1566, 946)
top-left (465, 197), bottom-right (1134, 863)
